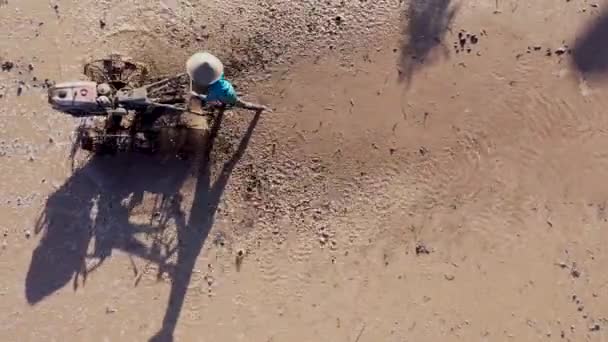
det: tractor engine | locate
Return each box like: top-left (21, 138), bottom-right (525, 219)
top-left (48, 81), bottom-right (114, 117)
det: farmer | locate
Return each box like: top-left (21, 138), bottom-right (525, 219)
top-left (186, 52), bottom-right (269, 112)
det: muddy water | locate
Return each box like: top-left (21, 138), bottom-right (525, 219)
top-left (2, 0), bottom-right (608, 341)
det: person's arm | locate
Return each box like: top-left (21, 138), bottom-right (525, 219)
top-left (190, 91), bottom-right (207, 101)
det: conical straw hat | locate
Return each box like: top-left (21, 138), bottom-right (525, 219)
top-left (186, 52), bottom-right (224, 86)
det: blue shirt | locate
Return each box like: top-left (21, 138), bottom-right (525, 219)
top-left (206, 74), bottom-right (237, 105)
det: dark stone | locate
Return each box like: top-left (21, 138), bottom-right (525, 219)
top-left (415, 242), bottom-right (430, 255)
top-left (1, 61), bottom-right (14, 71)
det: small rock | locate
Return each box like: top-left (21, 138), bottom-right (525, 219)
top-left (204, 275), bottom-right (214, 286)
top-left (459, 38), bottom-right (466, 48)
top-left (555, 47), bottom-right (568, 56)
top-left (415, 242), bottom-right (430, 255)
top-left (28, 64), bottom-right (34, 71)
top-left (319, 235), bottom-right (328, 245)
top-left (571, 267), bottom-right (581, 278)
top-left (25, 230), bottom-right (31, 239)
top-left (1, 61), bottom-right (14, 72)
top-left (17, 84), bottom-right (23, 96)
top-left (105, 307), bottom-right (117, 314)
top-left (235, 249), bottom-right (245, 269)
top-left (444, 274), bottom-right (455, 281)
top-left (99, 19), bottom-right (106, 29)
top-left (470, 35), bottom-right (478, 44)
top-left (533, 45), bottom-right (542, 51)
top-left (590, 323), bottom-right (600, 331)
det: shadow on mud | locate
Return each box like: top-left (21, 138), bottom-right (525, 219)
top-left (149, 110), bottom-right (261, 342)
top-left (572, 9), bottom-right (608, 80)
top-left (25, 152), bottom-right (191, 304)
top-left (398, 0), bottom-right (458, 85)
top-left (25, 110), bottom-right (261, 342)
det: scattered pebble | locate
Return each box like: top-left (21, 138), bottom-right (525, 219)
top-left (99, 19), bottom-right (106, 29)
top-left (415, 242), bottom-right (430, 255)
top-left (454, 30), bottom-right (481, 54)
top-left (25, 230), bottom-right (31, 239)
top-left (235, 248), bottom-right (245, 270)
top-left (555, 47), bottom-right (568, 56)
top-left (1, 61), bottom-right (14, 72)
top-left (590, 323), bottom-right (600, 331)
top-left (105, 307), bottom-right (117, 314)
top-left (570, 264), bottom-right (581, 278)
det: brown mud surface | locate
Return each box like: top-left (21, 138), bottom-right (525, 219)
top-left (2, 0), bottom-right (608, 341)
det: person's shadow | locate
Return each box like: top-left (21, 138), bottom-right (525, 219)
top-left (149, 109), bottom-right (261, 342)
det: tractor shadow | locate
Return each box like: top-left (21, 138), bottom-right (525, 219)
top-left (25, 109), bottom-right (261, 342)
top-left (398, 0), bottom-right (458, 85)
top-left (572, 9), bottom-right (608, 82)
top-left (25, 147), bottom-right (192, 304)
